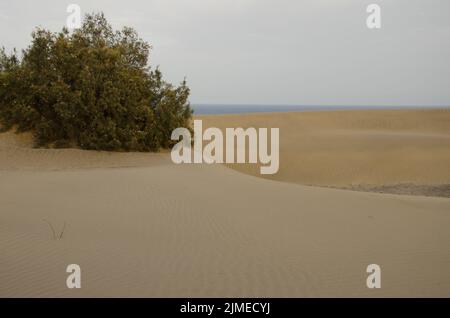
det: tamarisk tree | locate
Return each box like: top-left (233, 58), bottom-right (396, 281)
top-left (0, 13), bottom-right (192, 151)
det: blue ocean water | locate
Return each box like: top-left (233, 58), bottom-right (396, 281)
top-left (191, 104), bottom-right (448, 115)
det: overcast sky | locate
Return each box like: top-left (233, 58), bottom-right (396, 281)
top-left (1, 0), bottom-right (449, 106)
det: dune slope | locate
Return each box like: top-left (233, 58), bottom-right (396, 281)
top-left (197, 108), bottom-right (450, 197)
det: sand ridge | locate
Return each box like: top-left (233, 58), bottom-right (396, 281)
top-left (0, 130), bottom-right (171, 171)
top-left (197, 108), bottom-right (450, 197)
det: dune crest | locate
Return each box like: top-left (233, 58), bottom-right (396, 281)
top-left (0, 130), bottom-right (170, 171)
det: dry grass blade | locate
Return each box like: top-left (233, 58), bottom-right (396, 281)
top-left (42, 219), bottom-right (66, 240)
top-left (42, 219), bottom-right (57, 240)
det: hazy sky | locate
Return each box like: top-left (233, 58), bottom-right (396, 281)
top-left (1, 0), bottom-right (449, 105)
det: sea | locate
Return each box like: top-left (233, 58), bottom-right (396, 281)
top-left (191, 104), bottom-right (449, 115)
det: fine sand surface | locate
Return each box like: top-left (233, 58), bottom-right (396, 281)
top-left (197, 108), bottom-right (450, 197)
top-left (1, 109), bottom-right (450, 297)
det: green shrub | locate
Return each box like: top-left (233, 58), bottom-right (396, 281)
top-left (0, 13), bottom-right (192, 151)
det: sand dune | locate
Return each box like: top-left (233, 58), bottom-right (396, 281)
top-left (1, 164), bottom-right (450, 297)
top-left (1, 110), bottom-right (450, 297)
top-left (197, 108), bottom-right (450, 197)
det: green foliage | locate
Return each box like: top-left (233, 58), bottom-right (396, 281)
top-left (0, 13), bottom-right (192, 151)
